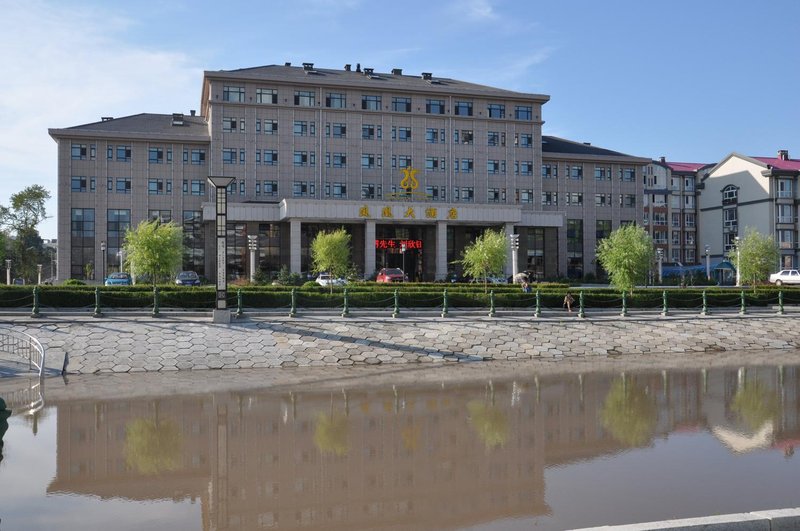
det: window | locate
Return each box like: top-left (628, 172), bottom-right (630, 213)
top-left (294, 121), bottom-right (314, 136)
top-left (326, 92), bottom-right (346, 108)
top-left (107, 146), bottom-right (114, 160)
top-left (71, 144), bottom-right (87, 160)
top-left (191, 149), bottom-right (206, 165)
top-left (425, 157), bottom-right (442, 171)
top-left (460, 187), bottom-right (474, 202)
top-left (394, 155), bottom-right (412, 168)
top-left (567, 219), bottom-right (583, 279)
top-left (222, 148), bottom-right (236, 164)
top-left (361, 183), bottom-right (377, 199)
top-left (261, 180), bottom-right (278, 196)
top-left (487, 188), bottom-right (505, 203)
top-left (393, 126), bottom-right (411, 142)
top-left (454, 101), bottom-right (473, 116)
top-left (362, 124), bottom-right (377, 140)
top-left (777, 229), bottom-right (795, 249)
top-left (70, 208), bottom-right (95, 278)
top-left (294, 90), bottom-right (315, 106)
top-left (71, 176), bottom-right (89, 192)
top-left (255, 88), bottom-right (277, 104)
top-left (671, 212), bottom-right (681, 227)
top-left (515, 105), bottom-right (533, 120)
top-left (653, 230), bottom-right (667, 244)
top-left (685, 213), bottom-right (695, 228)
top-left (518, 161), bottom-right (533, 176)
top-left (263, 119), bottom-right (278, 135)
top-left (542, 164), bottom-right (557, 178)
top-left (331, 123), bottom-right (346, 138)
top-left (148, 147), bottom-right (164, 163)
top-left (595, 193), bottom-right (610, 207)
top-left (685, 232), bottom-right (695, 246)
top-left (566, 192), bottom-right (583, 206)
top-left (148, 179), bottom-right (171, 195)
top-left (458, 130), bottom-right (473, 144)
top-left (776, 204), bottom-right (794, 224)
top-left (621, 194), bottom-right (636, 208)
top-left (487, 160), bottom-right (504, 174)
top-left (190, 180), bottom-right (205, 196)
top-left (115, 178), bottom-right (131, 194)
top-left (777, 179), bottom-right (793, 198)
top-left (426, 99), bottom-right (445, 114)
top-left (116, 145), bottom-right (131, 162)
top-left (541, 191), bottom-right (557, 205)
top-left (223, 86), bottom-right (245, 102)
top-left (620, 167), bottom-right (636, 181)
top-left (329, 182), bottom-right (347, 198)
top-left (293, 181), bottom-right (315, 197)
top-left (426, 128), bottom-right (444, 143)
top-left (488, 131), bottom-right (501, 146)
top-left (722, 185), bottom-right (738, 205)
top-left (392, 96), bottom-right (411, 112)
top-left (684, 196), bottom-right (695, 208)
top-left (223, 117), bottom-right (245, 132)
top-left (263, 150), bottom-right (278, 165)
top-left (516, 133), bottom-right (533, 148)
top-left (672, 230), bottom-right (681, 246)
top-left (425, 185), bottom-right (445, 201)
top-left (293, 151), bottom-right (314, 166)
top-left (331, 153), bottom-right (346, 168)
top-left (362, 95), bottom-right (381, 110)
top-left (362, 154), bottom-right (377, 169)
top-left (460, 158), bottom-right (473, 173)
top-left (149, 210), bottom-right (172, 223)
top-left (652, 212), bottom-right (667, 226)
top-left (684, 177), bottom-right (695, 191)
top-left (518, 189), bottom-right (534, 204)
top-left (594, 167), bottom-right (611, 180)
top-left (596, 220), bottom-right (612, 240)
top-left (487, 103), bottom-right (505, 118)
top-left (568, 165), bottom-right (583, 179)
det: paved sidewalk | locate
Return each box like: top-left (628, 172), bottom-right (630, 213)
top-left (1, 307), bottom-right (799, 374)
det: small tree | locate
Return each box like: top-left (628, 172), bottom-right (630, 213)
top-left (124, 220), bottom-right (183, 285)
top-left (728, 227), bottom-right (779, 289)
top-left (458, 228), bottom-right (507, 293)
top-left (596, 224), bottom-right (654, 294)
top-left (310, 228), bottom-right (352, 292)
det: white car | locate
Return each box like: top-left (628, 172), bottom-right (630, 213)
top-left (769, 269), bottom-right (800, 285)
top-left (315, 273), bottom-right (347, 286)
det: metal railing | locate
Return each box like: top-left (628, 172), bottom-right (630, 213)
top-left (3, 377), bottom-right (44, 416)
top-left (0, 327), bottom-right (46, 377)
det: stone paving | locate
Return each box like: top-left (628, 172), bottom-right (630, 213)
top-left (1, 308), bottom-right (800, 374)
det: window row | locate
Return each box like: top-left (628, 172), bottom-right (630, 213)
top-left (71, 144), bottom-right (206, 165)
top-left (221, 85), bottom-right (534, 119)
top-left (541, 164), bottom-right (637, 181)
top-left (71, 176), bottom-right (209, 196)
top-left (540, 193), bottom-right (638, 207)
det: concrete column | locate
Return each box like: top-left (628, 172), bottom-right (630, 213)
top-left (436, 221), bottom-right (448, 281)
top-left (289, 219), bottom-right (301, 274)
top-left (364, 220), bottom-right (376, 279)
top-left (504, 222), bottom-right (514, 278)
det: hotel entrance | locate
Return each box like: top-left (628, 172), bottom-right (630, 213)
top-left (375, 225), bottom-right (432, 281)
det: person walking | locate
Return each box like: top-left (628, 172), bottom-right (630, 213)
top-left (563, 291), bottom-right (575, 312)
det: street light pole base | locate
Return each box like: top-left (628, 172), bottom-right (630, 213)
top-left (212, 309), bottom-right (231, 324)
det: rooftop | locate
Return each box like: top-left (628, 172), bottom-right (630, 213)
top-left (542, 136), bottom-right (647, 160)
top-left (49, 113), bottom-right (209, 142)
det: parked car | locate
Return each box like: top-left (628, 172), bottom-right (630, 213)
top-left (175, 271), bottom-right (201, 286)
top-left (769, 269), bottom-right (800, 285)
top-left (376, 268), bottom-right (407, 283)
top-left (470, 275), bottom-right (507, 284)
top-left (315, 273), bottom-right (346, 286)
top-left (104, 272), bottom-right (132, 286)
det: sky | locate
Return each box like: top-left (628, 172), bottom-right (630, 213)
top-left (1, 0), bottom-right (798, 239)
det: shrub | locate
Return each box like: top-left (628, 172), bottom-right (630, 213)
top-left (63, 278), bottom-right (86, 286)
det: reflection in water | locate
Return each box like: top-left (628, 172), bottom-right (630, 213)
top-left (5, 364), bottom-right (800, 529)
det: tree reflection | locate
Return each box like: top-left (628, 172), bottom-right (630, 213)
top-left (731, 380), bottom-right (780, 432)
top-left (314, 412), bottom-right (349, 456)
top-left (124, 417), bottom-right (182, 475)
top-left (601, 377), bottom-right (657, 447)
top-left (467, 400), bottom-right (509, 450)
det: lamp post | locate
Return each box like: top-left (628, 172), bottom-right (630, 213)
top-left (657, 248), bottom-right (663, 284)
top-left (117, 248), bottom-right (126, 272)
top-left (100, 240), bottom-right (106, 283)
top-left (509, 233), bottom-right (520, 281)
top-left (400, 241), bottom-right (407, 279)
top-left (734, 236), bottom-right (741, 287)
top-left (247, 234), bottom-right (258, 283)
top-left (5, 259), bottom-right (10, 285)
top-left (37, 264), bottom-right (42, 285)
top-left (705, 244), bottom-right (711, 281)
top-left (208, 176), bottom-right (236, 323)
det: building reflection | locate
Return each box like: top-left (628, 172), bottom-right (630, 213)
top-left (46, 365), bottom-right (800, 530)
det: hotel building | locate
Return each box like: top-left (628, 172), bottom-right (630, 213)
top-left (49, 62), bottom-right (648, 282)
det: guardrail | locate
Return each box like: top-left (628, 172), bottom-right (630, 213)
top-left (0, 326), bottom-right (46, 377)
top-left (2, 377), bottom-right (44, 416)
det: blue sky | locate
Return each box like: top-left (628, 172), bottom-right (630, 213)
top-left (1, 0), bottom-right (798, 238)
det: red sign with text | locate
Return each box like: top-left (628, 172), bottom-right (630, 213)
top-left (375, 239), bottom-right (423, 250)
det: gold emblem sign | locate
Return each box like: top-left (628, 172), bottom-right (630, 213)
top-left (399, 167), bottom-right (419, 192)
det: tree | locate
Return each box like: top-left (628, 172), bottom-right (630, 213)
top-left (124, 219), bottom-right (183, 285)
top-left (728, 227), bottom-right (779, 288)
top-left (458, 228), bottom-right (507, 293)
top-left (731, 380), bottom-right (780, 432)
top-left (600, 376), bottom-right (657, 447)
top-left (0, 185), bottom-right (52, 283)
top-left (310, 228), bottom-right (352, 292)
top-left (596, 224), bottom-right (654, 294)
top-left (124, 417), bottom-right (182, 474)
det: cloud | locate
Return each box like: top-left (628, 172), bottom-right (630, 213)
top-left (0, 1), bottom-right (203, 238)
top-left (462, 0), bottom-right (499, 21)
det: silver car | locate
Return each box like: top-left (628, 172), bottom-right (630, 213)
top-left (769, 269), bottom-right (800, 285)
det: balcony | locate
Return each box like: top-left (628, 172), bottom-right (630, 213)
top-left (777, 190), bottom-right (794, 199)
top-left (779, 241), bottom-right (794, 249)
top-left (776, 216), bottom-right (796, 224)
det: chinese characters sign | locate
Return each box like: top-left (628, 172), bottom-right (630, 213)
top-left (375, 239), bottom-right (423, 250)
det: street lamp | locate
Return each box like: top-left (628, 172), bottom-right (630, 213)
top-left (208, 176), bottom-right (236, 323)
top-left (400, 241), bottom-right (407, 280)
top-left (100, 240), bottom-right (106, 283)
top-left (247, 234), bottom-right (258, 283)
top-left (37, 264), bottom-right (42, 285)
top-left (117, 248), bottom-right (126, 272)
top-left (656, 248), bottom-right (664, 284)
top-left (734, 236), bottom-right (741, 287)
top-left (704, 245), bottom-right (711, 281)
top-left (5, 259), bottom-right (10, 285)
top-left (509, 233), bottom-right (520, 281)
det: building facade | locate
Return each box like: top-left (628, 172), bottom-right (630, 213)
top-left (50, 63), bottom-right (648, 282)
top-left (698, 150), bottom-right (800, 271)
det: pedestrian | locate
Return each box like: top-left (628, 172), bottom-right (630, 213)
top-left (521, 281), bottom-right (531, 293)
top-left (563, 291), bottom-right (574, 312)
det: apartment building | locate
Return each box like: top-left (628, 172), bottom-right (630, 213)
top-left (698, 150), bottom-right (800, 270)
top-left (644, 158), bottom-right (709, 266)
top-left (50, 62), bottom-right (647, 282)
